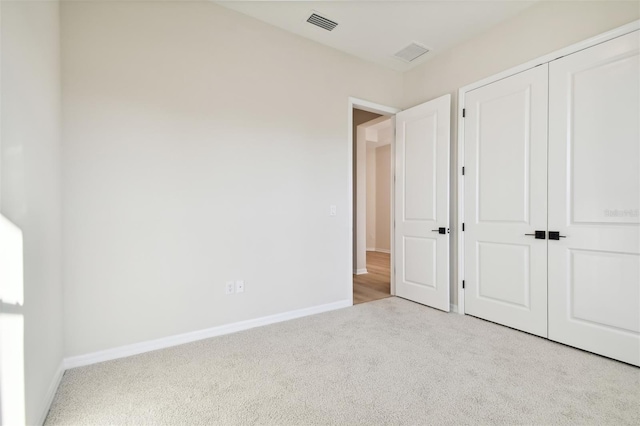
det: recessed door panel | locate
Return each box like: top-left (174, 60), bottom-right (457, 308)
top-left (571, 54), bottom-right (640, 225)
top-left (395, 95), bottom-right (450, 311)
top-left (477, 242), bottom-right (530, 308)
top-left (478, 88), bottom-right (531, 224)
top-left (404, 236), bottom-right (436, 289)
top-left (404, 114), bottom-right (437, 222)
top-left (570, 250), bottom-right (640, 334)
top-left (548, 30), bottom-right (640, 366)
top-left (464, 65), bottom-right (548, 337)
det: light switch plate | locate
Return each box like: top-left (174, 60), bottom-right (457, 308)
top-left (235, 280), bottom-right (245, 293)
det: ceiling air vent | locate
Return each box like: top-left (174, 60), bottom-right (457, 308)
top-left (394, 43), bottom-right (430, 63)
top-left (307, 12), bottom-right (338, 31)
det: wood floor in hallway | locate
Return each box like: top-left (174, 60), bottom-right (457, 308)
top-left (353, 251), bottom-right (391, 305)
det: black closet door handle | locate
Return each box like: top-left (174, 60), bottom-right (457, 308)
top-left (549, 231), bottom-right (567, 240)
top-left (432, 227), bottom-right (448, 234)
top-left (525, 231), bottom-right (546, 239)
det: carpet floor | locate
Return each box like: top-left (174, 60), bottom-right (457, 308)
top-left (46, 297), bottom-right (640, 425)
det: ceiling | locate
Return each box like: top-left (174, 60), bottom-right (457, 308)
top-left (216, 1), bottom-right (537, 72)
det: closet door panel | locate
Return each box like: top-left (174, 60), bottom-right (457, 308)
top-left (464, 65), bottom-right (549, 337)
top-left (548, 30), bottom-right (640, 366)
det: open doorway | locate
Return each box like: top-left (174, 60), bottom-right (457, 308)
top-left (350, 95), bottom-right (451, 311)
top-left (350, 101), bottom-right (398, 305)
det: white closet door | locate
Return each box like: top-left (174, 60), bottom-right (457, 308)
top-left (395, 94), bottom-right (450, 311)
top-left (463, 65), bottom-right (549, 337)
top-left (548, 31), bottom-right (640, 366)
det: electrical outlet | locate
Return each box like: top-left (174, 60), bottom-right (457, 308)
top-left (235, 280), bottom-right (245, 293)
top-left (329, 205), bottom-right (337, 216)
top-left (225, 281), bottom-right (235, 295)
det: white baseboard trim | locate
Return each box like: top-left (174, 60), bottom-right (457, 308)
top-left (365, 248), bottom-right (390, 254)
top-left (450, 304), bottom-right (458, 313)
top-left (63, 299), bottom-right (351, 370)
top-left (353, 268), bottom-right (368, 275)
top-left (38, 362), bottom-right (65, 425)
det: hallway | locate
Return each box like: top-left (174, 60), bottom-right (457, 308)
top-left (353, 251), bottom-right (391, 305)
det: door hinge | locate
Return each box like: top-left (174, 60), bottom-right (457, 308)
top-left (462, 108), bottom-right (466, 118)
top-left (462, 223), bottom-right (465, 231)
top-left (462, 280), bottom-right (465, 289)
top-left (462, 166), bottom-right (465, 175)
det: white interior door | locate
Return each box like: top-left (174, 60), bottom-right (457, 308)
top-left (548, 31), bottom-right (640, 366)
top-left (394, 94), bottom-right (450, 311)
top-left (463, 65), bottom-right (549, 337)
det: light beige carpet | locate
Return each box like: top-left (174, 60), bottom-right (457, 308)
top-left (46, 297), bottom-right (640, 425)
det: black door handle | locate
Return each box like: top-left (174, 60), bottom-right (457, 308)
top-left (549, 231), bottom-right (567, 240)
top-left (432, 227), bottom-right (448, 234)
top-left (525, 231), bottom-right (546, 239)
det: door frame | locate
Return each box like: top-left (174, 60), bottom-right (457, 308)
top-left (456, 19), bottom-right (640, 315)
top-left (348, 97), bottom-right (401, 305)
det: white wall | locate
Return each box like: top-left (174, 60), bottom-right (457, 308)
top-left (402, 1), bottom-right (640, 307)
top-left (61, 1), bottom-right (402, 357)
top-left (375, 144), bottom-right (391, 252)
top-left (365, 145), bottom-right (377, 250)
top-left (364, 141), bottom-right (391, 253)
top-left (0, 1), bottom-right (63, 424)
